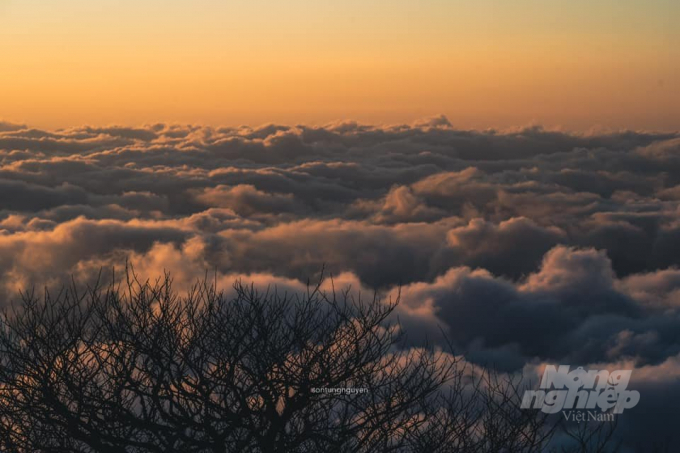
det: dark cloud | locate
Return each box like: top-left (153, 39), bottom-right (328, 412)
top-left (445, 217), bottom-right (565, 279)
top-left (0, 121), bottom-right (27, 132)
top-left (1, 119), bottom-right (680, 449)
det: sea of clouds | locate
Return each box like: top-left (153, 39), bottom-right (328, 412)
top-left (1, 115), bottom-right (680, 448)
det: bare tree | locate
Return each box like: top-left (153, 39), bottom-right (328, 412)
top-left (0, 270), bottom-right (616, 452)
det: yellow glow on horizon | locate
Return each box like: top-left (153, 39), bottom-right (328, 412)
top-left (1, 0), bottom-right (678, 130)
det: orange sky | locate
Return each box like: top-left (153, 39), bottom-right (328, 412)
top-left (1, 0), bottom-right (678, 130)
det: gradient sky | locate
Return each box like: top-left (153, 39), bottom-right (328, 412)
top-left (1, 0), bottom-right (678, 130)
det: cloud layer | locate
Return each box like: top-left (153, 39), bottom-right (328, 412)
top-left (1, 117), bottom-right (680, 448)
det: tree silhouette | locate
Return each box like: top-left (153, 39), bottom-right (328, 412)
top-left (0, 269), bottom-right (616, 452)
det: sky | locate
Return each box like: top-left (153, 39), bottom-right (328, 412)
top-left (1, 0), bottom-right (679, 130)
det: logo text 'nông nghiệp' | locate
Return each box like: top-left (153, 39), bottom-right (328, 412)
top-left (521, 365), bottom-right (640, 415)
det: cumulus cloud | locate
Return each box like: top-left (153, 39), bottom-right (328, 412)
top-left (193, 184), bottom-right (307, 218)
top-left (2, 118), bottom-right (680, 448)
